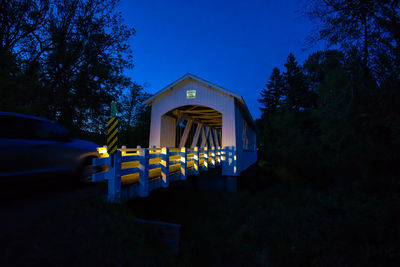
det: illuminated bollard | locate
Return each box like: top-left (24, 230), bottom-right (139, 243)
top-left (180, 147), bottom-right (187, 180)
top-left (161, 147), bottom-right (170, 188)
top-left (193, 147), bottom-right (199, 175)
top-left (203, 147), bottom-right (208, 171)
top-left (216, 146), bottom-right (221, 165)
top-left (107, 149), bottom-right (122, 202)
top-left (210, 146), bottom-right (216, 168)
top-left (138, 148), bottom-right (149, 197)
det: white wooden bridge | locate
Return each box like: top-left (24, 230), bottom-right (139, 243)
top-left (92, 74), bottom-right (257, 202)
top-left (92, 145), bottom-right (236, 202)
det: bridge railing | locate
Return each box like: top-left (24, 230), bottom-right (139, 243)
top-left (92, 146), bottom-right (228, 202)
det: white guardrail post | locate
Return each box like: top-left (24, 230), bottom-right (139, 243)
top-left (193, 147), bottom-right (199, 175)
top-left (210, 146), bottom-right (216, 168)
top-left (161, 147), bottom-right (170, 188)
top-left (217, 146), bottom-right (222, 166)
top-left (138, 148), bottom-right (149, 197)
top-left (203, 147), bottom-right (208, 171)
top-left (108, 149), bottom-right (122, 202)
top-left (180, 147), bottom-right (187, 180)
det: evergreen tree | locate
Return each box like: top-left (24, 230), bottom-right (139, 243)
top-left (283, 53), bottom-right (315, 112)
top-left (258, 67), bottom-right (284, 117)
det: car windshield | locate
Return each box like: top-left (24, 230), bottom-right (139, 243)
top-left (0, 115), bottom-right (72, 141)
top-left (34, 121), bottom-right (72, 141)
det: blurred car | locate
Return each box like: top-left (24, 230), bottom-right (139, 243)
top-left (0, 111), bottom-right (100, 184)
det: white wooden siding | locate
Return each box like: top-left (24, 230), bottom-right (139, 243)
top-left (160, 115), bottom-right (176, 147)
top-left (234, 104), bottom-right (257, 174)
top-left (149, 79), bottom-right (236, 148)
top-left (147, 76), bottom-right (256, 176)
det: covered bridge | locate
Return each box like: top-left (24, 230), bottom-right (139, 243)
top-left (144, 73), bottom-right (257, 176)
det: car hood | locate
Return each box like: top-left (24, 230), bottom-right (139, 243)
top-left (67, 138), bottom-right (99, 152)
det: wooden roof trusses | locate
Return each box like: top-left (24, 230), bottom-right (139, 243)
top-left (170, 105), bottom-right (222, 130)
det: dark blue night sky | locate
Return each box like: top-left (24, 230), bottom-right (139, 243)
top-left (119, 0), bottom-right (324, 119)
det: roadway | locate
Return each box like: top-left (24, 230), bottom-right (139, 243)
top-left (0, 166), bottom-right (235, 238)
top-left (0, 180), bottom-right (107, 238)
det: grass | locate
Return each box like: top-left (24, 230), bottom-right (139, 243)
top-left (1, 164), bottom-right (399, 266)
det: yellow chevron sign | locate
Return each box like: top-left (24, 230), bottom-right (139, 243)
top-left (107, 117), bottom-right (118, 154)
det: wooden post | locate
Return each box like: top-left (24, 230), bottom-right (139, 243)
top-left (180, 147), bottom-right (187, 180)
top-left (107, 149), bottom-right (122, 202)
top-left (203, 147), bottom-right (208, 171)
top-left (200, 126), bottom-right (210, 148)
top-left (232, 146), bottom-right (237, 175)
top-left (210, 146), bottom-right (216, 168)
top-left (121, 145), bottom-right (127, 156)
top-left (179, 120), bottom-right (193, 148)
top-left (208, 128), bottom-right (215, 148)
top-left (191, 123), bottom-right (202, 148)
top-left (193, 147), bottom-right (199, 175)
top-left (138, 148), bottom-right (149, 197)
top-left (214, 146), bottom-right (219, 165)
top-left (213, 128), bottom-right (220, 148)
top-left (161, 147), bottom-right (170, 188)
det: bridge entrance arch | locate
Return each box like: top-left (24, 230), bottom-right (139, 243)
top-left (144, 73), bottom-right (257, 176)
top-left (160, 105), bottom-right (222, 149)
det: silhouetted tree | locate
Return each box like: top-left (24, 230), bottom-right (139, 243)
top-left (258, 67), bottom-right (284, 116)
top-left (0, 0), bottom-right (136, 134)
top-left (283, 53), bottom-right (315, 112)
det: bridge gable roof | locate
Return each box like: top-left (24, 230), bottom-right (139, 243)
top-left (143, 73), bottom-right (255, 130)
top-left (143, 73), bottom-right (244, 106)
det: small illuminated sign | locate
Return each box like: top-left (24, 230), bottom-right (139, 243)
top-left (186, 90), bottom-right (196, 99)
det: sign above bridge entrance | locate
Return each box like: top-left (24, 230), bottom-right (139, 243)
top-left (186, 90), bottom-right (196, 99)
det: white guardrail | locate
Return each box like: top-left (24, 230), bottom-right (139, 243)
top-left (92, 146), bottom-right (234, 202)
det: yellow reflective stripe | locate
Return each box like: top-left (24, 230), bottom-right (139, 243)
top-left (108, 120), bottom-right (118, 133)
top-left (108, 117), bottom-right (117, 126)
top-left (107, 128), bottom-right (118, 143)
top-left (108, 137), bottom-right (117, 149)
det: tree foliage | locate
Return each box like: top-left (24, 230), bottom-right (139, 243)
top-left (259, 0), bottom-right (400, 185)
top-left (258, 67), bottom-right (284, 116)
top-left (0, 0), bottom-right (150, 145)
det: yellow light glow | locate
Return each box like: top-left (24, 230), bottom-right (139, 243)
top-left (121, 173), bottom-right (139, 183)
top-left (121, 161), bottom-right (139, 169)
top-left (187, 161), bottom-right (194, 168)
top-left (169, 155), bottom-right (180, 161)
top-left (149, 157), bottom-right (160, 164)
top-left (97, 147), bottom-right (109, 158)
top-left (234, 155), bottom-right (237, 161)
top-left (97, 147), bottom-right (107, 154)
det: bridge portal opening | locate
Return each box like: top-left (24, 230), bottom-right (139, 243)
top-left (161, 105), bottom-right (222, 148)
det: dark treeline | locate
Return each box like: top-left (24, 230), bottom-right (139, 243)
top-left (258, 0), bottom-right (400, 187)
top-left (0, 0), bottom-right (149, 146)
